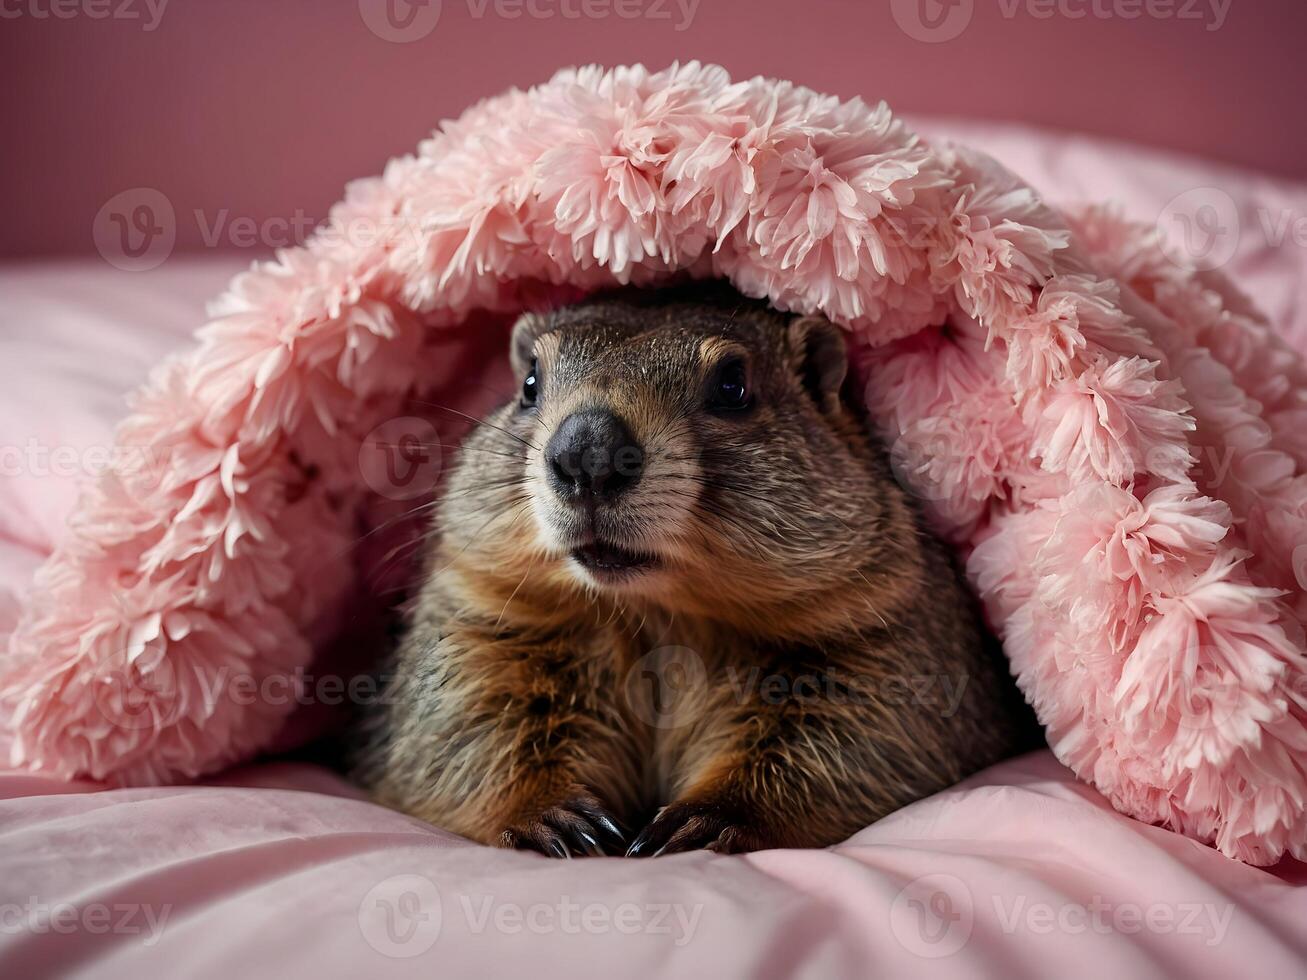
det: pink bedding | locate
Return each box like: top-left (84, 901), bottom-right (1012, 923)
top-left (3, 121), bottom-right (1307, 978)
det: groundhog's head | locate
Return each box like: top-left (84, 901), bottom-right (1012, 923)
top-left (444, 282), bottom-right (919, 625)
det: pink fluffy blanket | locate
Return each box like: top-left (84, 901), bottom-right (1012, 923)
top-left (5, 63), bottom-right (1307, 866)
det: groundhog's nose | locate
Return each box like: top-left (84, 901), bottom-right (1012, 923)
top-left (545, 409), bottom-right (644, 502)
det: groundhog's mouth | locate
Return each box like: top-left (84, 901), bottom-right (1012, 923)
top-left (569, 540), bottom-right (660, 582)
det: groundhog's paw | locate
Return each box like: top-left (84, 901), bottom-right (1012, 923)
top-left (625, 800), bottom-right (766, 857)
top-left (498, 792), bottom-right (626, 858)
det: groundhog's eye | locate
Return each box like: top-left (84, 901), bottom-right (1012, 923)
top-left (707, 358), bottom-right (751, 412)
top-left (521, 359), bottom-right (540, 408)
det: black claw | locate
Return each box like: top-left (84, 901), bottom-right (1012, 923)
top-left (572, 830), bottom-right (602, 856)
top-left (626, 801), bottom-right (757, 857)
top-left (569, 803), bottom-right (626, 852)
top-left (545, 807), bottom-right (612, 856)
top-left (624, 823), bottom-right (665, 858)
top-left (625, 806), bottom-right (682, 858)
top-left (503, 792), bottom-right (626, 858)
top-left (590, 814), bottom-right (626, 851)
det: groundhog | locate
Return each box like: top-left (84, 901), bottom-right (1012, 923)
top-left (353, 282), bottom-right (1036, 857)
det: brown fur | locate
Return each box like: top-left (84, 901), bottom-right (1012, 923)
top-left (353, 282), bottom-right (1035, 856)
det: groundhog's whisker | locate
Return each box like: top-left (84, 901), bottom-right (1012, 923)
top-left (341, 498), bottom-right (443, 556)
top-left (494, 551), bottom-right (540, 630)
top-left (687, 499), bottom-right (776, 560)
top-left (445, 491), bottom-right (530, 527)
top-left (373, 497), bottom-right (532, 593)
top-left (673, 453), bottom-right (861, 534)
top-left (340, 467), bottom-right (531, 566)
top-left (409, 400), bottom-right (542, 453)
top-left (454, 475), bottom-right (527, 499)
top-left (715, 481), bottom-right (849, 537)
top-left (439, 474), bottom-right (529, 495)
top-left (681, 474), bottom-right (833, 541)
top-left (641, 477), bottom-right (776, 543)
top-left (371, 534), bottom-right (431, 576)
top-left (373, 440), bottom-right (527, 463)
top-left (368, 513), bottom-right (531, 601)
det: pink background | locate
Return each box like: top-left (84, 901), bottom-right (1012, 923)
top-left (2, 0), bottom-right (1305, 259)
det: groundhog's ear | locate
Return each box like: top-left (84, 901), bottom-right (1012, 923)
top-left (509, 312), bottom-right (548, 376)
top-left (788, 315), bottom-right (848, 414)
